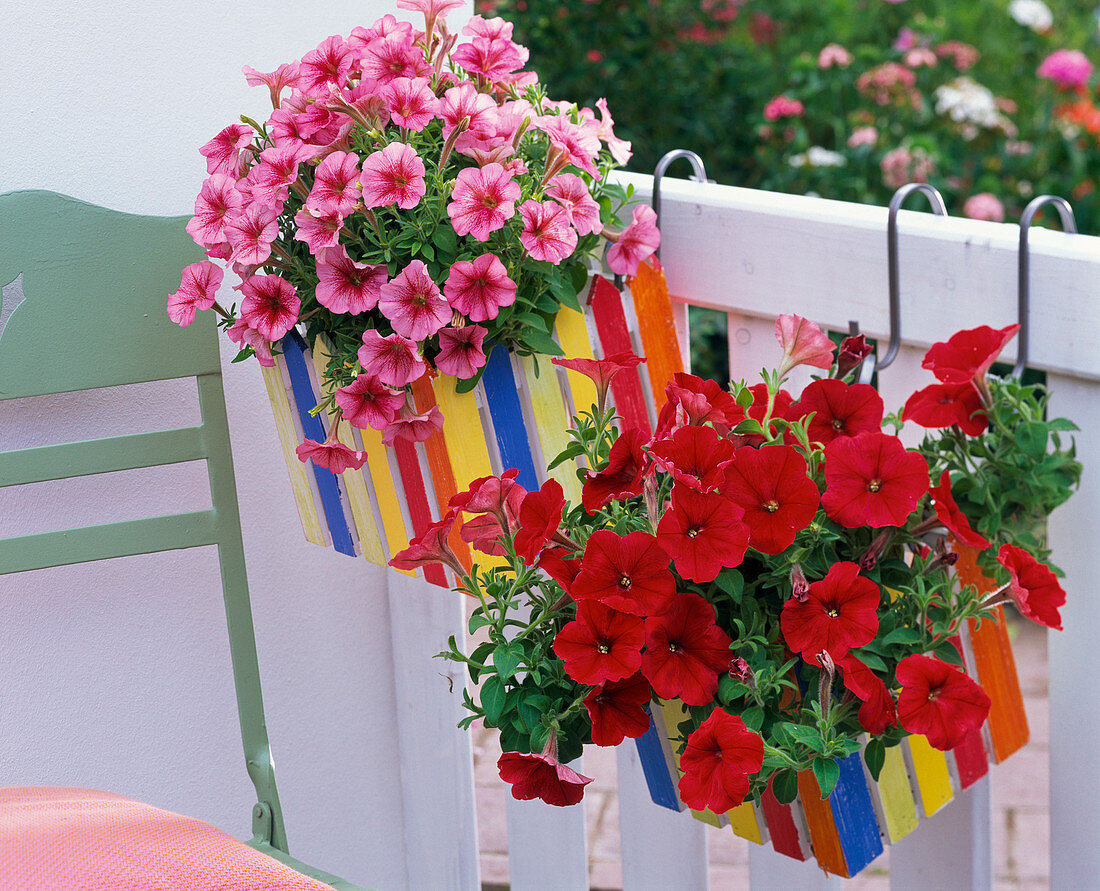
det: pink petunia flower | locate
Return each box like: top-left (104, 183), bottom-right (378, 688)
top-left (186, 174), bottom-right (243, 249)
top-left (226, 318), bottom-right (275, 367)
top-left (381, 403), bottom-right (445, 445)
top-left (439, 83), bottom-right (499, 147)
top-left (359, 142), bottom-right (427, 210)
top-left (358, 329), bottom-right (428, 387)
top-left (316, 245), bottom-right (388, 314)
top-left (167, 261), bottom-right (223, 327)
top-left (298, 34), bottom-right (356, 97)
top-left (594, 98), bottom-right (632, 165)
top-left (292, 207), bottom-right (344, 256)
top-left (242, 62), bottom-right (301, 109)
top-left (306, 151), bottom-right (363, 217)
top-left (382, 77), bottom-right (440, 132)
top-left (225, 202), bottom-right (280, 266)
top-left (378, 260), bottom-right (451, 341)
top-left (443, 253), bottom-right (517, 321)
top-left (1038, 49), bottom-right (1093, 90)
top-left (447, 163), bottom-right (521, 240)
top-left (451, 33), bottom-right (529, 82)
top-left (606, 205), bottom-right (660, 276)
top-left (249, 143), bottom-right (312, 208)
top-left (536, 114), bottom-right (603, 178)
top-left (295, 437), bottom-right (367, 473)
top-left (360, 32), bottom-right (432, 84)
top-left (546, 173), bottom-right (603, 236)
top-left (335, 373), bottom-right (407, 431)
top-left (435, 325), bottom-right (488, 378)
top-left (199, 123), bottom-right (254, 178)
top-left (519, 200), bottom-right (578, 264)
top-left (239, 274), bottom-right (300, 341)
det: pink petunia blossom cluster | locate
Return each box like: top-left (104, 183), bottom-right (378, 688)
top-left (167, 2), bottom-right (658, 468)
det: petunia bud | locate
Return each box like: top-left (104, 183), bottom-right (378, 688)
top-left (859, 530), bottom-right (893, 570)
top-left (836, 334), bottom-right (873, 377)
top-left (790, 563), bottom-right (810, 602)
top-left (729, 657), bottom-right (756, 690)
top-left (816, 650), bottom-right (836, 721)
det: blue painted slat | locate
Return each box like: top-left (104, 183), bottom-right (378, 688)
top-left (829, 751), bottom-right (884, 875)
top-left (480, 345), bottom-right (540, 492)
top-left (633, 711), bottom-right (681, 811)
top-left (282, 330), bottom-right (356, 557)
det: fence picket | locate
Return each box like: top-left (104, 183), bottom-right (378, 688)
top-left (506, 775), bottom-right (590, 890)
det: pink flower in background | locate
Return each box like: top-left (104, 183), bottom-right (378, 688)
top-left (242, 62), bottom-right (301, 109)
top-left (847, 126), bottom-right (878, 149)
top-left (226, 318), bottom-right (274, 367)
top-left (893, 28), bottom-right (919, 52)
top-left (296, 437), bottom-right (367, 472)
top-left (1038, 49), bottom-right (1093, 90)
top-left (239, 274), bottom-right (300, 341)
top-left (298, 34), bottom-right (356, 97)
top-left (382, 77), bottom-right (440, 131)
top-left (546, 173), bottom-right (603, 236)
top-left (818, 44), bottom-right (853, 69)
top-left (379, 260), bottom-right (451, 341)
top-left (880, 146), bottom-right (936, 189)
top-left (358, 329), bottom-right (427, 387)
top-left (225, 202), bottom-right (280, 266)
top-left (448, 163), bottom-right (521, 240)
top-left (307, 151), bottom-right (363, 217)
top-left (199, 123), bottom-right (253, 177)
top-left (519, 200), bottom-right (578, 264)
top-left (444, 253), bottom-right (517, 321)
top-left (292, 207), bottom-right (343, 255)
top-left (167, 261), bottom-right (223, 327)
top-left (435, 325), bottom-right (489, 378)
top-left (606, 205), bottom-right (660, 276)
top-left (775, 314), bottom-right (835, 376)
top-left (335, 373), bottom-right (406, 431)
top-left (360, 142), bottom-right (427, 210)
top-left (763, 95), bottom-right (804, 121)
top-left (963, 193), bottom-right (1006, 222)
top-left (905, 47), bottom-right (938, 68)
top-left (382, 403), bottom-right (445, 444)
top-left (186, 174), bottom-right (243, 248)
top-left (316, 246), bottom-right (388, 314)
top-left (936, 41), bottom-right (981, 71)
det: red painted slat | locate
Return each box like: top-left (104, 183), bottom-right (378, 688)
top-left (392, 438), bottom-right (449, 588)
top-left (760, 778), bottom-right (807, 861)
top-left (587, 275), bottom-right (651, 434)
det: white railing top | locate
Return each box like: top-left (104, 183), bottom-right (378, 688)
top-left (617, 171), bottom-right (1100, 383)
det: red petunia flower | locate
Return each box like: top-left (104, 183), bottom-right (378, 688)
top-left (902, 382), bottom-right (988, 436)
top-left (822, 432), bottom-right (930, 528)
top-left (389, 507), bottom-right (465, 576)
top-left (837, 653), bottom-right (897, 735)
top-left (997, 543), bottom-right (1067, 630)
top-left (649, 424), bottom-right (734, 492)
top-left (896, 654), bottom-right (991, 750)
top-left (678, 709), bottom-right (764, 813)
top-left (921, 323), bottom-right (1020, 384)
top-left (788, 378), bottom-right (884, 446)
top-left (722, 445), bottom-right (820, 554)
top-left (930, 471), bottom-right (990, 549)
top-left (551, 352), bottom-right (646, 414)
top-left (780, 562), bottom-right (880, 661)
top-left (655, 486), bottom-right (751, 583)
top-left (584, 672), bottom-right (653, 746)
top-left (642, 591), bottom-right (733, 705)
top-left (581, 428), bottom-right (648, 514)
top-left (538, 547), bottom-right (583, 595)
top-left (655, 372), bottom-right (744, 438)
top-left (498, 745), bottom-right (593, 807)
top-left (553, 600), bottom-right (645, 685)
top-left (450, 468), bottom-right (526, 531)
top-left (514, 479), bottom-right (566, 564)
top-left (573, 530), bottom-right (677, 617)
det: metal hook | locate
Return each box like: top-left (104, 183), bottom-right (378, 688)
top-left (652, 150), bottom-right (708, 262)
top-left (858, 182), bottom-right (949, 384)
top-left (1014, 195), bottom-right (1077, 378)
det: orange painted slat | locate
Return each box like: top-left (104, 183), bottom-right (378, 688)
top-left (630, 256), bottom-right (684, 410)
top-left (954, 543), bottom-right (1029, 762)
top-left (797, 770), bottom-right (848, 878)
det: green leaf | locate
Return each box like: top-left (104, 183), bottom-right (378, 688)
top-left (784, 723), bottom-right (825, 752)
top-left (812, 757), bottom-right (840, 798)
top-left (741, 705), bottom-right (764, 731)
top-left (1016, 421), bottom-right (1048, 459)
top-left (431, 224), bottom-right (457, 254)
top-left (882, 627), bottom-right (923, 647)
top-left (468, 613), bottom-right (492, 635)
top-left (772, 768), bottom-right (799, 805)
top-left (714, 568), bottom-right (744, 602)
top-left (864, 738), bottom-right (886, 782)
top-left (454, 363), bottom-right (488, 394)
top-left (493, 642), bottom-right (524, 682)
top-left (932, 640), bottom-right (964, 667)
top-left (521, 329), bottom-right (566, 357)
top-left (481, 676), bottom-right (506, 724)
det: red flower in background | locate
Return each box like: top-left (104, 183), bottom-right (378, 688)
top-left (584, 672), bottom-right (653, 746)
top-left (902, 382), bottom-right (988, 436)
top-left (822, 432), bottom-right (930, 528)
top-left (788, 379), bottom-right (884, 446)
top-left (552, 351), bottom-right (646, 414)
top-left (573, 530), bottom-right (677, 617)
top-left (930, 471), bottom-right (990, 549)
top-left (997, 543), bottom-right (1067, 630)
top-left (780, 562), bottom-right (880, 661)
top-left (896, 654), bottom-right (991, 750)
top-left (498, 747), bottom-right (593, 807)
top-left (649, 424), bottom-right (734, 492)
top-left (514, 479), bottom-right (566, 563)
top-left (553, 600), bottom-right (645, 685)
top-left (837, 653), bottom-right (897, 735)
top-left (642, 591), bottom-right (733, 705)
top-left (656, 486), bottom-right (750, 583)
top-left (921, 324), bottom-right (1020, 384)
top-left (722, 445), bottom-right (820, 554)
top-left (678, 710), bottom-right (764, 813)
top-left (582, 427), bottom-right (648, 514)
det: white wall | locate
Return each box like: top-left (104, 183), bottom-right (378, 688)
top-left (0, 3), bottom-right (468, 887)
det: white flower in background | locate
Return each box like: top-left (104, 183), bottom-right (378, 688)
top-left (1009, 0), bottom-right (1053, 32)
top-left (934, 77), bottom-right (1011, 136)
top-left (789, 146), bottom-right (847, 168)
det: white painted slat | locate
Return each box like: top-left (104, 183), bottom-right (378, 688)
top-left (1047, 374), bottom-right (1100, 889)
top-left (749, 845), bottom-right (841, 889)
top-left (384, 571), bottom-right (480, 889)
top-left (616, 743), bottom-right (708, 890)
top-left (506, 765), bottom-right (590, 890)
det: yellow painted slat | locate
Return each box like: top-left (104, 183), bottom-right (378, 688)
top-left (357, 422), bottom-right (414, 577)
top-left (871, 743), bottom-right (919, 844)
top-left (310, 340), bottom-right (386, 567)
top-left (658, 698), bottom-right (728, 828)
top-left (728, 800), bottom-right (765, 845)
top-left (905, 734), bottom-right (954, 817)
top-left (261, 361), bottom-right (325, 546)
top-left (520, 354), bottom-right (582, 505)
top-left (554, 305), bottom-right (599, 416)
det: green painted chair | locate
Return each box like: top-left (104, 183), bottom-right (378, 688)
top-left (0, 190), bottom-right (364, 890)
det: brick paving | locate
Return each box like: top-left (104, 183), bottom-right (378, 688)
top-left (474, 618), bottom-right (1050, 889)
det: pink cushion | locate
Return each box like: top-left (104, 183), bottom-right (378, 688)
top-left (0, 786), bottom-right (335, 890)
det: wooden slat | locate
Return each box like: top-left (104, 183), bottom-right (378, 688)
top-left (0, 511), bottom-right (218, 573)
top-left (553, 305), bottom-right (600, 416)
top-left (865, 742), bottom-right (919, 844)
top-left (904, 734), bottom-right (955, 817)
top-left (828, 752), bottom-right (883, 876)
top-left (629, 256), bottom-right (684, 410)
top-left (760, 780), bottom-right (809, 861)
top-left (519, 354), bottom-right (582, 506)
top-left (729, 799), bottom-right (767, 845)
top-left (391, 438), bottom-right (448, 588)
top-left (587, 275), bottom-right (651, 434)
top-left (797, 769), bottom-right (849, 877)
top-left (948, 633), bottom-right (992, 789)
top-left (480, 345), bottom-right (540, 493)
top-left (354, 422), bottom-right (414, 577)
top-left (632, 708), bottom-right (683, 812)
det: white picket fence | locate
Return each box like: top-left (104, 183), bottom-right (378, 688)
top-left (392, 171), bottom-right (1100, 890)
